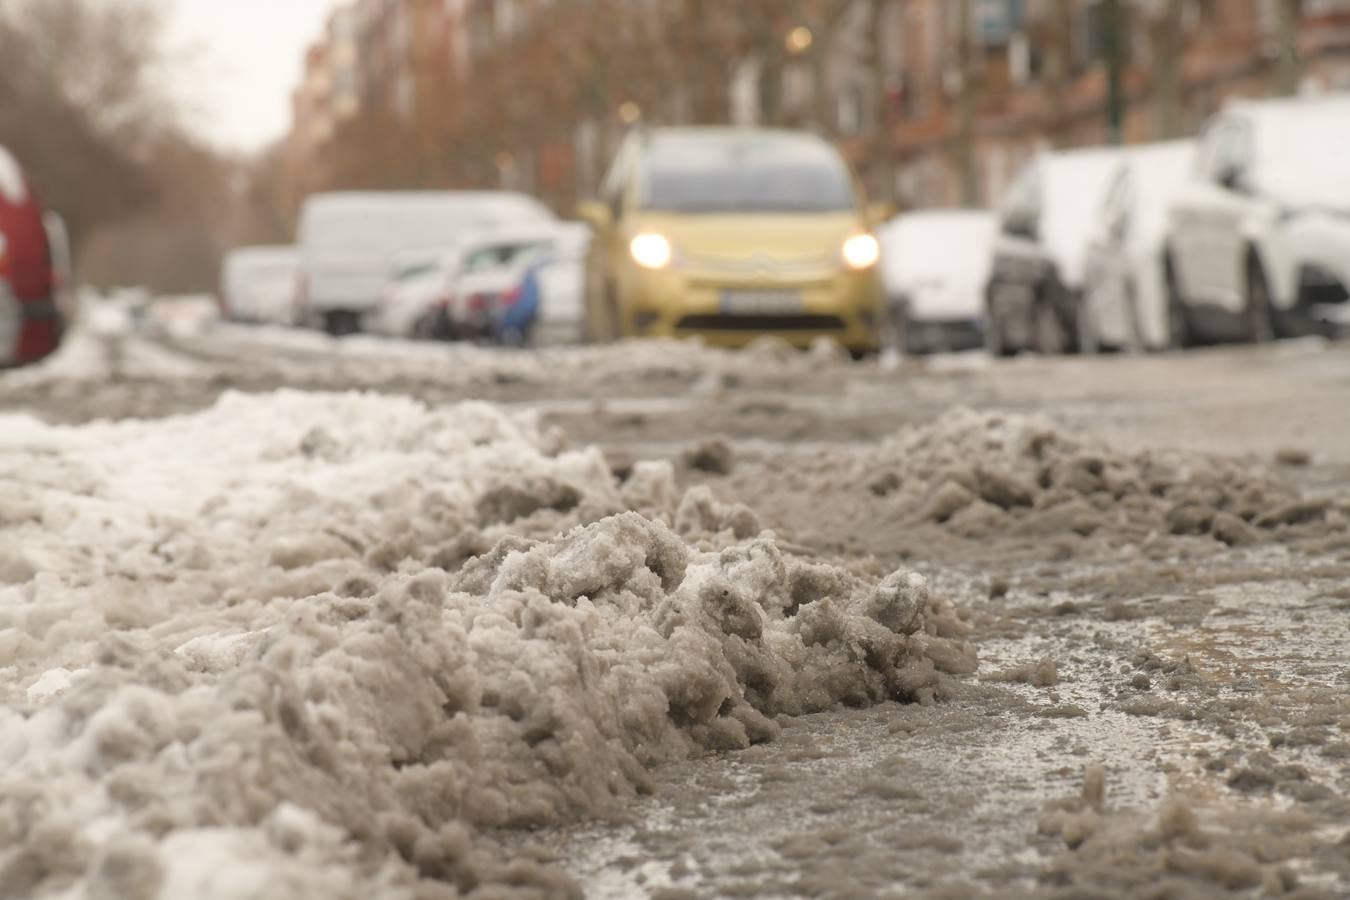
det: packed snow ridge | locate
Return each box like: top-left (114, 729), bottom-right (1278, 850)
top-left (0, 392), bottom-right (974, 898)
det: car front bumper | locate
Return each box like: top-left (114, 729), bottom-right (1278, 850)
top-left (618, 265), bottom-right (882, 352)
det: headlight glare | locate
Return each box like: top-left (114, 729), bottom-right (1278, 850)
top-left (842, 233), bottom-right (880, 270)
top-left (630, 233), bottom-right (673, 270)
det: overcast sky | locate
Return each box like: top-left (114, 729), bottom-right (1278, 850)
top-left (168, 0), bottom-right (341, 153)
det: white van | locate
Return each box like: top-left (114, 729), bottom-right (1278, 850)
top-left (296, 191), bottom-right (555, 334)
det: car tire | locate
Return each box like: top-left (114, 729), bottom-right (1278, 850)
top-left (605, 289), bottom-right (624, 342)
top-left (881, 302), bottom-right (912, 355)
top-left (1162, 256), bottom-right (1192, 351)
top-left (1076, 294), bottom-right (1101, 355)
top-left (324, 310), bottom-right (360, 337)
top-left (984, 292), bottom-right (1011, 358)
top-left (1121, 279), bottom-right (1146, 354)
top-left (1245, 254), bottom-right (1276, 344)
top-left (412, 312), bottom-right (440, 341)
top-left (1033, 297), bottom-right (1067, 356)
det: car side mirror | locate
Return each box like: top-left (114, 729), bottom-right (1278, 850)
top-left (1217, 164), bottom-right (1248, 193)
top-left (1002, 211), bottom-right (1038, 240)
top-left (576, 201), bottom-right (612, 230)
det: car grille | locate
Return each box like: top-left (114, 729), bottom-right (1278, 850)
top-left (677, 313), bottom-right (846, 331)
top-left (682, 252), bottom-right (837, 278)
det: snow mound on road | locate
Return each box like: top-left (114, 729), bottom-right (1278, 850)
top-left (868, 408), bottom-right (1315, 544)
top-left (1, 391), bottom-right (972, 897)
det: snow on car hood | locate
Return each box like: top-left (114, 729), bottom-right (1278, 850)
top-left (1254, 167), bottom-right (1350, 216)
top-left (0, 391), bottom-right (972, 897)
top-left (879, 212), bottom-right (996, 318)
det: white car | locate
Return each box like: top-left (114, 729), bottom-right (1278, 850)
top-left (494, 225), bottom-right (592, 346)
top-left (1080, 140), bottom-right (1196, 352)
top-left (220, 246), bottom-right (298, 325)
top-left (447, 224), bottom-right (576, 339)
top-left (296, 191), bottom-right (555, 336)
top-left (877, 209), bottom-right (997, 354)
top-left (985, 146), bottom-right (1127, 355)
top-left (1164, 94), bottom-right (1350, 343)
top-left (369, 249), bottom-right (458, 339)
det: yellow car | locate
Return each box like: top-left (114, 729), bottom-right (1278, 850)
top-left (578, 127), bottom-right (884, 353)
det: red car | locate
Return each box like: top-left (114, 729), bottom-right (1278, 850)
top-left (0, 146), bottom-right (62, 367)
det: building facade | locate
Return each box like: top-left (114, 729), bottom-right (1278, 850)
top-left (287, 0), bottom-right (1350, 214)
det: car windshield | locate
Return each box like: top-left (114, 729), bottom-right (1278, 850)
top-left (640, 133), bottom-right (856, 214)
top-left (393, 261), bottom-right (439, 281)
top-left (463, 240), bottom-right (551, 273)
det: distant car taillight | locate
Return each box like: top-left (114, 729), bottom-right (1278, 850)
top-left (500, 285), bottom-right (523, 308)
top-left (0, 234), bottom-right (10, 280)
top-left (468, 293), bottom-right (488, 312)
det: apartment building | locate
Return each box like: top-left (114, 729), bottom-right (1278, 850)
top-left (287, 0), bottom-right (1350, 212)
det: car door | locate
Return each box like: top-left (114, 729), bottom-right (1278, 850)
top-left (1087, 168), bottom-right (1132, 347)
top-left (1169, 119), bottom-right (1230, 304)
top-left (1203, 117), bottom-right (1256, 313)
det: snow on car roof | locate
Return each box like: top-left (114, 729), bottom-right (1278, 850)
top-left (1039, 147), bottom-right (1130, 284)
top-left (1120, 140), bottom-right (1196, 240)
top-left (0, 145), bottom-right (28, 204)
top-left (878, 209), bottom-right (998, 292)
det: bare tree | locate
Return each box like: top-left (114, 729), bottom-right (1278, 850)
top-left (0, 0), bottom-right (166, 249)
top-left (1144, 0), bottom-right (1186, 139)
top-left (1275, 0), bottom-right (1303, 95)
top-left (953, 0), bottom-right (981, 205)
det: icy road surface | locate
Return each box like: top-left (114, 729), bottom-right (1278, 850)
top-left (2, 321), bottom-right (1349, 898)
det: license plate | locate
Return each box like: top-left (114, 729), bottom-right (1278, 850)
top-left (720, 290), bottom-right (803, 315)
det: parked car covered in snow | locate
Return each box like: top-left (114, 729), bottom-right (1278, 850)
top-left (985, 146), bottom-right (1127, 356)
top-left (0, 146), bottom-right (62, 367)
top-left (1080, 140), bottom-right (1196, 352)
top-left (877, 209), bottom-right (997, 354)
top-left (221, 246), bottom-right (299, 324)
top-left (296, 191), bottom-right (555, 336)
top-left (493, 224), bottom-right (592, 346)
top-left (1163, 94), bottom-right (1350, 343)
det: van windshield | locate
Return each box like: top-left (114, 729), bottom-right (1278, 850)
top-left (640, 134), bottom-right (856, 214)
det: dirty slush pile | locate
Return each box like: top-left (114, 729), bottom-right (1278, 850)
top-left (869, 408), bottom-right (1332, 543)
top-left (0, 392), bottom-right (973, 899)
top-left (713, 407), bottom-right (1343, 565)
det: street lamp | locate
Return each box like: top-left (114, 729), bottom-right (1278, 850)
top-left (786, 25), bottom-right (814, 56)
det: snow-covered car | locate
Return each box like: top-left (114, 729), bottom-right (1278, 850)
top-left (493, 224), bottom-right (592, 346)
top-left (221, 246), bottom-right (299, 325)
top-left (985, 146), bottom-right (1127, 356)
top-left (296, 191), bottom-right (555, 336)
top-left (370, 249), bottom-right (458, 340)
top-left (1080, 140), bottom-right (1196, 352)
top-left (1163, 93), bottom-right (1350, 343)
top-left (447, 224), bottom-right (576, 340)
top-left (877, 209), bottom-right (997, 354)
top-left (0, 145), bottom-right (62, 367)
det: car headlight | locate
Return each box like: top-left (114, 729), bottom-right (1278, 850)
top-left (842, 233), bottom-right (880, 270)
top-left (630, 233), bottom-right (673, 270)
